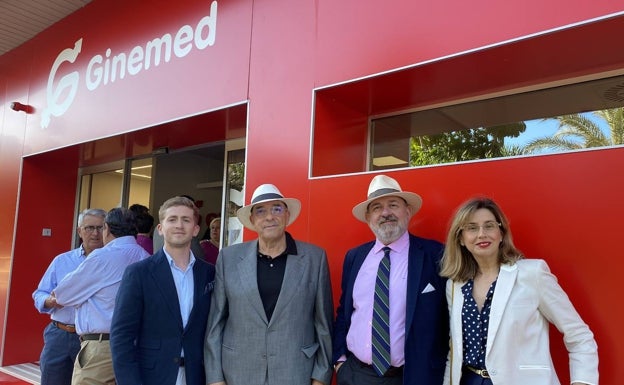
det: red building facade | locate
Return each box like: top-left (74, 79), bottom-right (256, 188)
top-left (1, 0), bottom-right (622, 382)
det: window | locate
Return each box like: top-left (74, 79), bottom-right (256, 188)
top-left (311, 16), bottom-right (624, 177)
top-left (371, 75), bottom-right (624, 169)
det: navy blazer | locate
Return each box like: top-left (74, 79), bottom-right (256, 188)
top-left (111, 250), bottom-right (215, 385)
top-left (333, 233), bottom-right (449, 385)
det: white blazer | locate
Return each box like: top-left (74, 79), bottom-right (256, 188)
top-left (444, 259), bottom-right (598, 385)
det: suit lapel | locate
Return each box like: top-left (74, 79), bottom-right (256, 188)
top-left (149, 252), bottom-right (184, 329)
top-left (405, 235), bottom-right (424, 331)
top-left (486, 262), bottom-right (518, 358)
top-left (269, 247), bottom-right (304, 327)
top-left (236, 241), bottom-right (269, 324)
top-left (451, 280), bottom-right (465, 382)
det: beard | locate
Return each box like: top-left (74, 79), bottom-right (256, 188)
top-left (370, 215), bottom-right (407, 245)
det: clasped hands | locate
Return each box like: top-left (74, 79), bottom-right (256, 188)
top-left (44, 292), bottom-right (63, 309)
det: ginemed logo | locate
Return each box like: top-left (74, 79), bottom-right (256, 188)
top-left (41, 0), bottom-right (218, 129)
top-left (42, 39), bottom-right (82, 129)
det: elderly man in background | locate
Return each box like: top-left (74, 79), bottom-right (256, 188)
top-left (33, 208), bottom-right (107, 385)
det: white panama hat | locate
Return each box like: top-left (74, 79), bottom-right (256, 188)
top-left (236, 184), bottom-right (301, 230)
top-left (352, 174), bottom-right (422, 222)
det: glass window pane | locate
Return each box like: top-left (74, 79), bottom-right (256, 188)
top-left (223, 148), bottom-right (245, 247)
top-left (89, 171), bottom-right (123, 210)
top-left (369, 75), bottom-right (624, 170)
top-left (128, 157), bottom-right (153, 209)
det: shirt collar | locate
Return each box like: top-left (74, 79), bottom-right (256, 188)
top-left (372, 230), bottom-right (410, 255)
top-left (163, 248), bottom-right (197, 270)
top-left (255, 231), bottom-right (298, 257)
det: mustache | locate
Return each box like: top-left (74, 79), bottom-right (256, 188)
top-left (378, 215), bottom-right (398, 224)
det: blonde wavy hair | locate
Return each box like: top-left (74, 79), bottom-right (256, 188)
top-left (440, 197), bottom-right (523, 282)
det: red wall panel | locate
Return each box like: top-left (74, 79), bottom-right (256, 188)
top-left (242, 0), bottom-right (319, 238)
top-left (309, 148), bottom-right (622, 383)
top-left (0, 44), bottom-right (35, 356)
top-left (312, 95), bottom-right (369, 176)
top-left (6, 148), bottom-right (80, 365)
top-left (314, 0), bottom-right (624, 85)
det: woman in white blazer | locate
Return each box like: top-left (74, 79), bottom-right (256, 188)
top-left (440, 197), bottom-right (598, 385)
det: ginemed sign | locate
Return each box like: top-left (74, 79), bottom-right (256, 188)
top-left (42, 1), bottom-right (218, 129)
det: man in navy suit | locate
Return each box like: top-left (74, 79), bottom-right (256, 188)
top-left (333, 175), bottom-right (449, 385)
top-left (111, 196), bottom-right (215, 385)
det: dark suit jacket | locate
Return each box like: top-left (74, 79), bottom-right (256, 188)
top-left (333, 233), bottom-right (449, 385)
top-left (111, 250), bottom-right (215, 385)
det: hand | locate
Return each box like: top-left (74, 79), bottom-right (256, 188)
top-left (312, 380), bottom-right (325, 385)
top-left (44, 293), bottom-right (62, 309)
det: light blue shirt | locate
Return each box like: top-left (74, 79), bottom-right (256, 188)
top-left (164, 250), bottom-right (195, 321)
top-left (54, 236), bottom-right (149, 335)
top-left (164, 249), bottom-right (196, 365)
top-left (32, 245), bottom-right (87, 325)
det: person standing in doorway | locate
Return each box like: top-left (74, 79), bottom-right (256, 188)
top-left (130, 203), bottom-right (155, 255)
top-left (53, 207), bottom-right (149, 385)
top-left (204, 184), bottom-right (334, 385)
top-left (33, 208), bottom-right (107, 385)
top-left (333, 174), bottom-right (449, 385)
top-left (200, 217), bottom-right (221, 264)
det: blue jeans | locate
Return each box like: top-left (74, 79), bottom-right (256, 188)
top-left (39, 322), bottom-right (81, 385)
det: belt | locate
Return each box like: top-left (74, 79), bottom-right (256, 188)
top-left (350, 354), bottom-right (404, 377)
top-left (464, 365), bottom-right (490, 379)
top-left (80, 333), bottom-right (110, 342)
top-left (52, 320), bottom-right (76, 334)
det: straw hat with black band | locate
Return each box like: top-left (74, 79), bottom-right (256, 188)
top-left (352, 174), bottom-right (422, 222)
top-left (236, 184), bottom-right (301, 230)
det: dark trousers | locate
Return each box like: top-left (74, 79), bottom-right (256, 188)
top-left (39, 322), bottom-right (81, 385)
top-left (460, 367), bottom-right (494, 385)
top-left (336, 354), bottom-right (403, 385)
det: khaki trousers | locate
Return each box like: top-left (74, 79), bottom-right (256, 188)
top-left (71, 340), bottom-right (115, 385)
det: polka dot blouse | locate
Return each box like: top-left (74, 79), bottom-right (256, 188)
top-left (461, 279), bottom-right (497, 369)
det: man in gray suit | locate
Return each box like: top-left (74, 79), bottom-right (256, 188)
top-left (204, 183), bottom-right (333, 385)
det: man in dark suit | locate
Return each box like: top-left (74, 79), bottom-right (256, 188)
top-left (111, 196), bottom-right (215, 385)
top-left (333, 174), bottom-right (449, 385)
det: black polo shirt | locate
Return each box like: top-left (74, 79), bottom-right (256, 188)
top-left (256, 232), bottom-right (298, 321)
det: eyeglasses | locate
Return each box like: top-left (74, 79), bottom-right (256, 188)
top-left (461, 221), bottom-right (501, 234)
top-left (82, 225), bottom-right (104, 233)
top-left (252, 205), bottom-right (286, 218)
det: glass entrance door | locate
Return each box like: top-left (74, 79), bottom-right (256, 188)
top-left (79, 157), bottom-right (153, 212)
top-left (222, 138), bottom-right (245, 247)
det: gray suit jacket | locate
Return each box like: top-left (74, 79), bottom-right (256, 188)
top-left (204, 238), bottom-right (334, 385)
